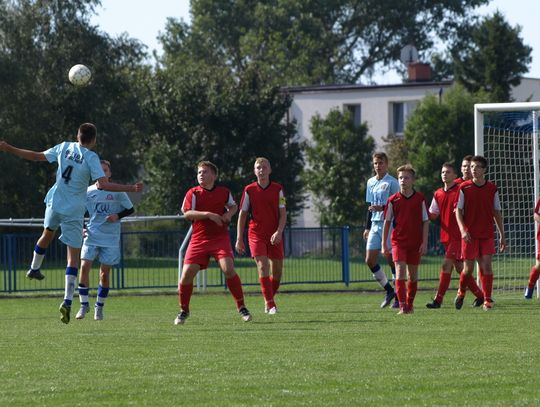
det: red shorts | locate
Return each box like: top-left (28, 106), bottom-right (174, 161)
top-left (248, 235), bottom-right (284, 260)
top-left (184, 236), bottom-right (233, 269)
top-left (443, 240), bottom-right (462, 261)
top-left (461, 237), bottom-right (495, 260)
top-left (392, 246), bottom-right (421, 266)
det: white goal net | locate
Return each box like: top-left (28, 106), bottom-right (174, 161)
top-left (475, 102), bottom-right (540, 292)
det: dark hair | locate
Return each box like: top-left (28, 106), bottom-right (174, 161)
top-left (471, 155), bottom-right (488, 169)
top-left (462, 155), bottom-right (473, 162)
top-left (197, 160), bottom-right (218, 176)
top-left (78, 123), bottom-right (97, 145)
top-left (442, 162), bottom-right (456, 172)
top-left (372, 152), bottom-right (388, 163)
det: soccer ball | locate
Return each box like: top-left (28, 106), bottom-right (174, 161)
top-left (68, 64), bottom-right (91, 86)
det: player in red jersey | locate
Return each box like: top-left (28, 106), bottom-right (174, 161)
top-left (236, 157), bottom-right (286, 314)
top-left (426, 163), bottom-right (464, 308)
top-left (524, 197), bottom-right (540, 299)
top-left (455, 155), bottom-right (473, 185)
top-left (382, 164), bottom-right (429, 314)
top-left (455, 155), bottom-right (506, 311)
top-left (174, 161), bottom-right (252, 325)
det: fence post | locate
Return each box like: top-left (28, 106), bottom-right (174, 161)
top-left (341, 226), bottom-right (350, 287)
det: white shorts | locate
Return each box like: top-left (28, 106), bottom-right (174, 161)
top-left (366, 221), bottom-right (392, 251)
top-left (44, 205), bottom-right (84, 249)
top-left (81, 244), bottom-right (120, 266)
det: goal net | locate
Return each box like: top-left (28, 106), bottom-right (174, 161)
top-left (475, 102), bottom-right (540, 292)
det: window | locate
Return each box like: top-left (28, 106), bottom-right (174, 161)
top-left (344, 104), bottom-right (361, 127)
top-left (391, 101), bottom-right (418, 135)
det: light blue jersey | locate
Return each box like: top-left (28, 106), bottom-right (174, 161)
top-left (366, 173), bottom-right (399, 222)
top-left (43, 142), bottom-right (105, 217)
top-left (84, 185), bottom-right (133, 247)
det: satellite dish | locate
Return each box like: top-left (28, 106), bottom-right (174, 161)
top-left (400, 45), bottom-right (418, 65)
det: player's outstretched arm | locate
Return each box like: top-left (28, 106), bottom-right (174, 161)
top-left (0, 141), bottom-right (47, 161)
top-left (96, 178), bottom-right (143, 193)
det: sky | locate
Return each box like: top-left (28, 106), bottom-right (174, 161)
top-left (90, 0), bottom-right (540, 84)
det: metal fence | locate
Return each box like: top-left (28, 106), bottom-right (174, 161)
top-left (1, 224), bottom-right (449, 293)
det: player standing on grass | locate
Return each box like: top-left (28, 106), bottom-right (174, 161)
top-left (236, 157), bottom-right (286, 315)
top-left (175, 161), bottom-right (252, 325)
top-left (382, 164), bottom-right (429, 314)
top-left (455, 155), bottom-right (506, 311)
top-left (364, 152), bottom-right (399, 308)
top-left (524, 197), bottom-right (540, 299)
top-left (426, 163), bottom-right (464, 309)
top-left (75, 160), bottom-right (135, 321)
top-left (0, 123), bottom-right (142, 324)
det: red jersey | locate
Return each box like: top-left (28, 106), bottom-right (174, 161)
top-left (455, 177), bottom-right (465, 185)
top-left (430, 184), bottom-right (460, 243)
top-left (182, 185), bottom-right (235, 242)
top-left (240, 181), bottom-right (285, 239)
top-left (457, 180), bottom-right (500, 239)
top-left (385, 191), bottom-right (428, 250)
top-left (535, 198), bottom-right (540, 241)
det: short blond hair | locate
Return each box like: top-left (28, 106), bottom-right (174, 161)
top-left (396, 164), bottom-right (416, 177)
top-left (100, 159), bottom-right (111, 171)
top-left (254, 157), bottom-right (271, 167)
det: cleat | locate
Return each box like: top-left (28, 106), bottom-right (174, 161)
top-left (94, 305), bottom-right (104, 321)
top-left (454, 295), bottom-right (464, 310)
top-left (267, 306), bottom-right (278, 315)
top-left (472, 297), bottom-right (484, 307)
top-left (59, 301), bottom-right (71, 324)
top-left (239, 306), bottom-right (252, 322)
top-left (76, 304), bottom-right (90, 320)
top-left (391, 299), bottom-right (400, 309)
top-left (482, 301), bottom-right (493, 311)
top-left (174, 310), bottom-right (189, 325)
top-left (26, 269), bottom-right (45, 280)
top-left (525, 287), bottom-right (534, 299)
top-left (426, 299), bottom-right (441, 309)
top-left (380, 291), bottom-right (396, 308)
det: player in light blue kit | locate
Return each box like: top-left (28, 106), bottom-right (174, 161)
top-left (76, 160), bottom-right (134, 321)
top-left (363, 152), bottom-right (399, 308)
top-left (0, 123), bottom-right (142, 324)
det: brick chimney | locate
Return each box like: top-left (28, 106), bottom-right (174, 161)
top-left (407, 63), bottom-right (432, 82)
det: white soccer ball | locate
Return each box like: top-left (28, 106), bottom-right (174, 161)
top-left (68, 64), bottom-right (91, 86)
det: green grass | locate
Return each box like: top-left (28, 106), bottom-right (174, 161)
top-left (1, 291), bottom-right (540, 406)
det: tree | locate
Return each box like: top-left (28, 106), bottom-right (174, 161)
top-left (303, 109), bottom-right (374, 226)
top-left (0, 0), bottom-right (150, 218)
top-left (402, 84), bottom-right (490, 198)
top-left (451, 11), bottom-right (532, 102)
top-left (140, 60), bottom-right (305, 222)
top-left (162, 0), bottom-right (489, 86)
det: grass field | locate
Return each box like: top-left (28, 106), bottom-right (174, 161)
top-left (1, 291), bottom-right (540, 406)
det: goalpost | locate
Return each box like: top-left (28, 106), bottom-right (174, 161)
top-left (474, 102), bottom-right (540, 293)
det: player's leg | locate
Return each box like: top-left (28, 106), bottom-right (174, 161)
top-left (525, 259), bottom-right (540, 299)
top-left (254, 255), bottom-right (276, 313)
top-left (94, 264), bottom-right (112, 321)
top-left (269, 258), bottom-right (283, 312)
top-left (427, 242), bottom-right (458, 308)
top-left (27, 228), bottom-right (56, 280)
top-left (218, 257), bottom-right (252, 322)
top-left (406, 264), bottom-right (419, 313)
top-left (365, 223), bottom-right (395, 308)
top-left (76, 256), bottom-right (93, 320)
top-left (478, 254), bottom-right (494, 310)
top-left (394, 261), bottom-right (408, 314)
top-left (175, 263), bottom-right (200, 325)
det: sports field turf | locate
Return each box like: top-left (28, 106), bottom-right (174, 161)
top-left (1, 291), bottom-right (539, 406)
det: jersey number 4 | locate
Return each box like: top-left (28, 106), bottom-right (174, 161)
top-left (62, 165), bottom-right (73, 184)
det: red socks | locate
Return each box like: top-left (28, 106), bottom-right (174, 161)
top-left (482, 274), bottom-right (494, 303)
top-left (435, 271), bottom-right (452, 303)
top-left (407, 280), bottom-right (418, 308)
top-left (259, 276), bottom-right (276, 309)
top-left (528, 267), bottom-right (540, 288)
top-left (270, 275), bottom-right (281, 295)
top-left (226, 274), bottom-right (246, 310)
top-left (179, 283), bottom-right (193, 312)
top-left (396, 279), bottom-right (407, 309)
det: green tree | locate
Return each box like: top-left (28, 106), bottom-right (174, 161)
top-left (303, 109), bottom-right (374, 226)
top-left (451, 11), bottom-right (532, 102)
top-left (140, 61), bottom-right (305, 221)
top-left (0, 0), bottom-right (150, 218)
top-left (163, 0), bottom-right (488, 86)
top-left (403, 84), bottom-right (489, 197)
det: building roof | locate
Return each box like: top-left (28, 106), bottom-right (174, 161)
top-left (283, 80), bottom-right (453, 94)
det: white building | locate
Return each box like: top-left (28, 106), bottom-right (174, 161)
top-left (286, 64), bottom-right (540, 226)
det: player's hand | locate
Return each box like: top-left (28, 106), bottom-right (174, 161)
top-left (106, 214), bottom-right (120, 223)
top-left (369, 205), bottom-right (384, 212)
top-left (363, 229), bottom-right (369, 240)
top-left (381, 244), bottom-right (388, 255)
top-left (461, 230), bottom-right (471, 243)
top-left (207, 212), bottom-right (223, 226)
top-left (235, 240), bottom-right (246, 255)
top-left (499, 237), bottom-right (507, 252)
top-left (0, 141), bottom-right (8, 151)
top-left (132, 182), bottom-right (143, 192)
top-left (419, 242), bottom-right (427, 256)
top-left (270, 231), bottom-right (282, 245)
top-left (221, 212), bottom-right (232, 225)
